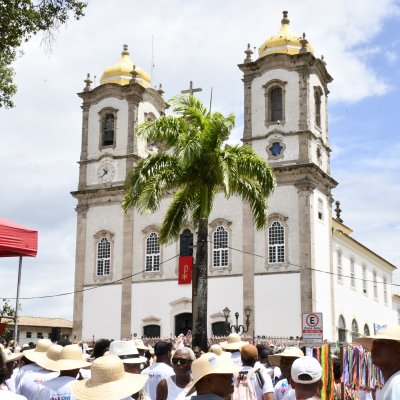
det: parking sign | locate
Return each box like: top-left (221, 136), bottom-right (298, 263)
top-left (302, 313), bottom-right (323, 343)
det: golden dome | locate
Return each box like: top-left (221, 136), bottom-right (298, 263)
top-left (258, 11), bottom-right (314, 58)
top-left (100, 45), bottom-right (151, 87)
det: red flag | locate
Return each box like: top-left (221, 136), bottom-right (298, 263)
top-left (178, 256), bottom-right (193, 284)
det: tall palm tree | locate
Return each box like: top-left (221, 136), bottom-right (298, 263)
top-left (123, 95), bottom-right (275, 350)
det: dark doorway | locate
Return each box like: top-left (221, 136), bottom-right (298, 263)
top-left (212, 321), bottom-right (227, 336)
top-left (175, 313), bottom-right (192, 336)
top-left (143, 324), bottom-right (160, 337)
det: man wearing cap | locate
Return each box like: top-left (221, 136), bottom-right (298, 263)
top-left (141, 341), bottom-right (174, 400)
top-left (268, 347), bottom-right (304, 400)
top-left (187, 352), bottom-right (240, 399)
top-left (110, 341), bottom-right (148, 374)
top-left (16, 339), bottom-right (59, 399)
top-left (220, 333), bottom-right (249, 367)
top-left (355, 325), bottom-right (400, 400)
top-left (238, 344), bottom-right (273, 400)
top-left (290, 356), bottom-right (322, 400)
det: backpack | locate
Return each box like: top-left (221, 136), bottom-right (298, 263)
top-left (231, 367), bottom-right (263, 400)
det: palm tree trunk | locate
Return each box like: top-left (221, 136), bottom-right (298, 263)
top-left (192, 217), bottom-right (208, 351)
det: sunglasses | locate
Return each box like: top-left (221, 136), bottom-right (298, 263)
top-left (171, 357), bottom-right (191, 366)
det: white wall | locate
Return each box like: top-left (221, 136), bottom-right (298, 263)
top-left (254, 272), bottom-right (302, 336)
top-left (82, 284), bottom-right (122, 340)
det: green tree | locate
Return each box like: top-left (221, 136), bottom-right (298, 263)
top-left (123, 95), bottom-right (275, 350)
top-left (0, 0), bottom-right (87, 108)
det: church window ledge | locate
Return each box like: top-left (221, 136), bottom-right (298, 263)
top-left (93, 230), bottom-right (114, 281)
top-left (98, 107), bottom-right (118, 150)
top-left (209, 219), bottom-right (232, 273)
top-left (263, 79), bottom-right (287, 128)
top-left (265, 214), bottom-right (288, 268)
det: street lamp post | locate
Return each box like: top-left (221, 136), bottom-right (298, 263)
top-left (223, 306), bottom-right (252, 335)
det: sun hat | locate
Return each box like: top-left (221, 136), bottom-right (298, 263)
top-left (219, 333), bottom-right (249, 351)
top-left (2, 348), bottom-right (23, 363)
top-left (291, 356), bottom-right (322, 384)
top-left (71, 355), bottom-right (148, 400)
top-left (35, 344), bottom-right (63, 370)
top-left (133, 339), bottom-right (149, 351)
top-left (23, 338), bottom-right (53, 363)
top-left (209, 344), bottom-right (223, 356)
top-left (268, 347), bottom-right (304, 367)
top-left (109, 340), bottom-right (147, 364)
top-left (186, 352), bottom-right (241, 395)
top-left (354, 324), bottom-right (400, 351)
top-left (44, 344), bottom-right (91, 372)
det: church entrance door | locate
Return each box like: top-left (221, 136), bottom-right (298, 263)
top-left (175, 313), bottom-right (192, 336)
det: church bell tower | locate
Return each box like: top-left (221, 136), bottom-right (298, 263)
top-left (239, 11), bottom-right (338, 336)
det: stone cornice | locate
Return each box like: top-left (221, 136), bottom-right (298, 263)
top-left (78, 84), bottom-right (125, 105)
top-left (274, 163), bottom-right (338, 194)
top-left (71, 186), bottom-right (125, 204)
top-left (78, 153), bottom-right (142, 165)
top-left (238, 53), bottom-right (333, 87)
top-left (143, 88), bottom-right (169, 112)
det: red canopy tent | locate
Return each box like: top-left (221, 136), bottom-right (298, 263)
top-left (0, 218), bottom-right (38, 342)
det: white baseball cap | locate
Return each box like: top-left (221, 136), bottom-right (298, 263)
top-left (291, 356), bottom-right (322, 384)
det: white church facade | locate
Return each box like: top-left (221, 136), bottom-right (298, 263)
top-left (71, 12), bottom-right (397, 342)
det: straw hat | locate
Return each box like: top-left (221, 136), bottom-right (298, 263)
top-left (219, 333), bottom-right (249, 351)
top-left (44, 344), bottom-right (91, 372)
top-left (133, 339), bottom-right (149, 351)
top-left (23, 338), bottom-right (53, 363)
top-left (354, 324), bottom-right (400, 351)
top-left (35, 344), bottom-right (63, 370)
top-left (2, 348), bottom-right (23, 363)
top-left (109, 340), bottom-right (147, 364)
top-left (209, 344), bottom-right (223, 356)
top-left (187, 352), bottom-right (240, 395)
top-left (71, 355), bottom-right (148, 400)
top-left (268, 347), bottom-right (304, 367)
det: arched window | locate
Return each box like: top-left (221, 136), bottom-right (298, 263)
top-left (213, 226), bottom-right (228, 268)
top-left (146, 232), bottom-right (160, 272)
top-left (315, 90), bottom-right (321, 128)
top-left (351, 319), bottom-right (359, 340)
top-left (97, 237), bottom-right (111, 276)
top-left (270, 87), bottom-right (283, 122)
top-left (102, 113), bottom-right (115, 146)
top-left (364, 324), bottom-right (370, 336)
top-left (338, 315), bottom-right (346, 342)
top-left (268, 221), bottom-right (285, 263)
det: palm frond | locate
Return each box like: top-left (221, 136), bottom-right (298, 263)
top-left (159, 185), bottom-right (197, 244)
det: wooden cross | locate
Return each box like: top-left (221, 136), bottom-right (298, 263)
top-left (181, 81), bottom-right (202, 96)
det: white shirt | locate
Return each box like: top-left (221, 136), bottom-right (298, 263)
top-left (376, 370), bottom-right (400, 400)
top-left (16, 365), bottom-right (58, 400)
top-left (0, 384), bottom-right (27, 400)
top-left (141, 362), bottom-right (174, 400)
top-left (274, 380), bottom-right (295, 400)
top-left (36, 376), bottom-right (77, 400)
top-left (241, 366), bottom-right (274, 400)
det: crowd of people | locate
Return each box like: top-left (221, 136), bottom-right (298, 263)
top-left (1, 325), bottom-right (400, 400)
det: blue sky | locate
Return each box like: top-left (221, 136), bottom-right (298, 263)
top-left (0, 0), bottom-right (399, 319)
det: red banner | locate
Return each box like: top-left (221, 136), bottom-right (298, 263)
top-left (178, 256), bottom-right (193, 284)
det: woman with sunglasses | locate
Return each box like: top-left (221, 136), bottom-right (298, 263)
top-left (156, 348), bottom-right (195, 400)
